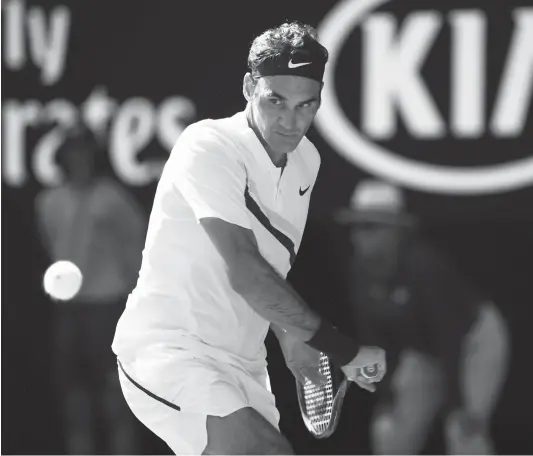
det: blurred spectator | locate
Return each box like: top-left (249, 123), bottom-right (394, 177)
top-left (34, 126), bottom-right (147, 455)
top-left (336, 179), bottom-right (511, 455)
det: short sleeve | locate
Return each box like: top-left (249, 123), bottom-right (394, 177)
top-left (170, 123), bottom-right (252, 229)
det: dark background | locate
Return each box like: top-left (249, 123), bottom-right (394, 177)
top-left (2, 0), bottom-right (533, 454)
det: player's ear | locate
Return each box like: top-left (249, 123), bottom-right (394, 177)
top-left (243, 73), bottom-right (256, 102)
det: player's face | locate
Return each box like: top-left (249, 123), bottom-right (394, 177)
top-left (250, 75), bottom-right (321, 155)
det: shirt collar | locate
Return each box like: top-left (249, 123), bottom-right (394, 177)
top-left (233, 111), bottom-right (294, 173)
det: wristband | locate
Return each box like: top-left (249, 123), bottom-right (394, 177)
top-left (305, 319), bottom-right (360, 367)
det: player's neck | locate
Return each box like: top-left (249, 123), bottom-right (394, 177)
top-left (245, 107), bottom-right (287, 168)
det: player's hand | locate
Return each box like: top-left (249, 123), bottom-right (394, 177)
top-left (278, 333), bottom-right (327, 386)
top-left (341, 346), bottom-right (386, 393)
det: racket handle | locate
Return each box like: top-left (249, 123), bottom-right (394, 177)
top-left (360, 364), bottom-right (380, 379)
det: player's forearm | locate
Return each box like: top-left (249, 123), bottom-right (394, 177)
top-left (226, 242), bottom-right (361, 367)
top-left (230, 256), bottom-right (321, 341)
top-left (270, 322), bottom-right (288, 339)
top-left (271, 322), bottom-right (295, 348)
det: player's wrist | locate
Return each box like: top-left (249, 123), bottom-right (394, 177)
top-left (305, 319), bottom-right (360, 367)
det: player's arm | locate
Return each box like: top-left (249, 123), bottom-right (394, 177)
top-left (200, 216), bottom-right (387, 375)
top-left (200, 216), bottom-right (321, 341)
top-left (270, 322), bottom-right (289, 340)
top-left (172, 124), bottom-right (379, 369)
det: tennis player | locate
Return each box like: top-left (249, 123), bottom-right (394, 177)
top-left (112, 22), bottom-right (386, 455)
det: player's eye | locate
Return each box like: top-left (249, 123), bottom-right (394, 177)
top-left (300, 100), bottom-right (317, 109)
top-left (269, 98), bottom-right (283, 105)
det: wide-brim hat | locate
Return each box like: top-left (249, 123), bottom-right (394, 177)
top-left (335, 179), bottom-right (415, 227)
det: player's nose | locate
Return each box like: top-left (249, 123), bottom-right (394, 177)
top-left (278, 110), bottom-right (298, 132)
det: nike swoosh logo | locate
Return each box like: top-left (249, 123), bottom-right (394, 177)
top-left (288, 60), bottom-right (312, 69)
top-left (299, 185), bottom-right (311, 196)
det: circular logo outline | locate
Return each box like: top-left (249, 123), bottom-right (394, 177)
top-left (315, 0), bottom-right (533, 195)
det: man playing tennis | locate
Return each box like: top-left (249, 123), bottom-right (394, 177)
top-left (112, 22), bottom-right (386, 455)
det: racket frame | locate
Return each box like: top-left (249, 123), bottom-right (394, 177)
top-left (296, 354), bottom-right (381, 438)
top-left (296, 353), bottom-right (350, 439)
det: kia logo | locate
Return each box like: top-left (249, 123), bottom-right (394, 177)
top-left (315, 0), bottom-right (533, 195)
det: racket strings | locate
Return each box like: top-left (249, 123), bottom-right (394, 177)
top-left (302, 353), bottom-right (335, 433)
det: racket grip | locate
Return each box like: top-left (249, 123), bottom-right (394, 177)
top-left (360, 364), bottom-right (380, 379)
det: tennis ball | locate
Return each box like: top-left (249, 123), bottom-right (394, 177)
top-left (43, 261), bottom-right (83, 301)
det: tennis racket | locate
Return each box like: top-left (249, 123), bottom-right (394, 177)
top-left (296, 352), bottom-right (379, 438)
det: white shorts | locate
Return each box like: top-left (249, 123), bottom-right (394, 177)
top-left (117, 346), bottom-right (280, 455)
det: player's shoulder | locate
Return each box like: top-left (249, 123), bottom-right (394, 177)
top-left (176, 115), bottom-right (242, 151)
top-left (166, 116), bottom-right (246, 174)
top-left (165, 115), bottom-right (246, 181)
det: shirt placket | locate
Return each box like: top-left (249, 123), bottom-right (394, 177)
top-left (271, 167), bottom-right (284, 208)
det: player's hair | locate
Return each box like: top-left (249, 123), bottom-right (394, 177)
top-left (247, 21), bottom-right (328, 76)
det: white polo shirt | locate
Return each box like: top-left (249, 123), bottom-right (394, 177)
top-left (112, 111), bottom-right (320, 371)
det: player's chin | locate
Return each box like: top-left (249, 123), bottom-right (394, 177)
top-left (271, 134), bottom-right (302, 153)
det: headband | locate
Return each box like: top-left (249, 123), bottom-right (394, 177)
top-left (253, 49), bottom-right (325, 83)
